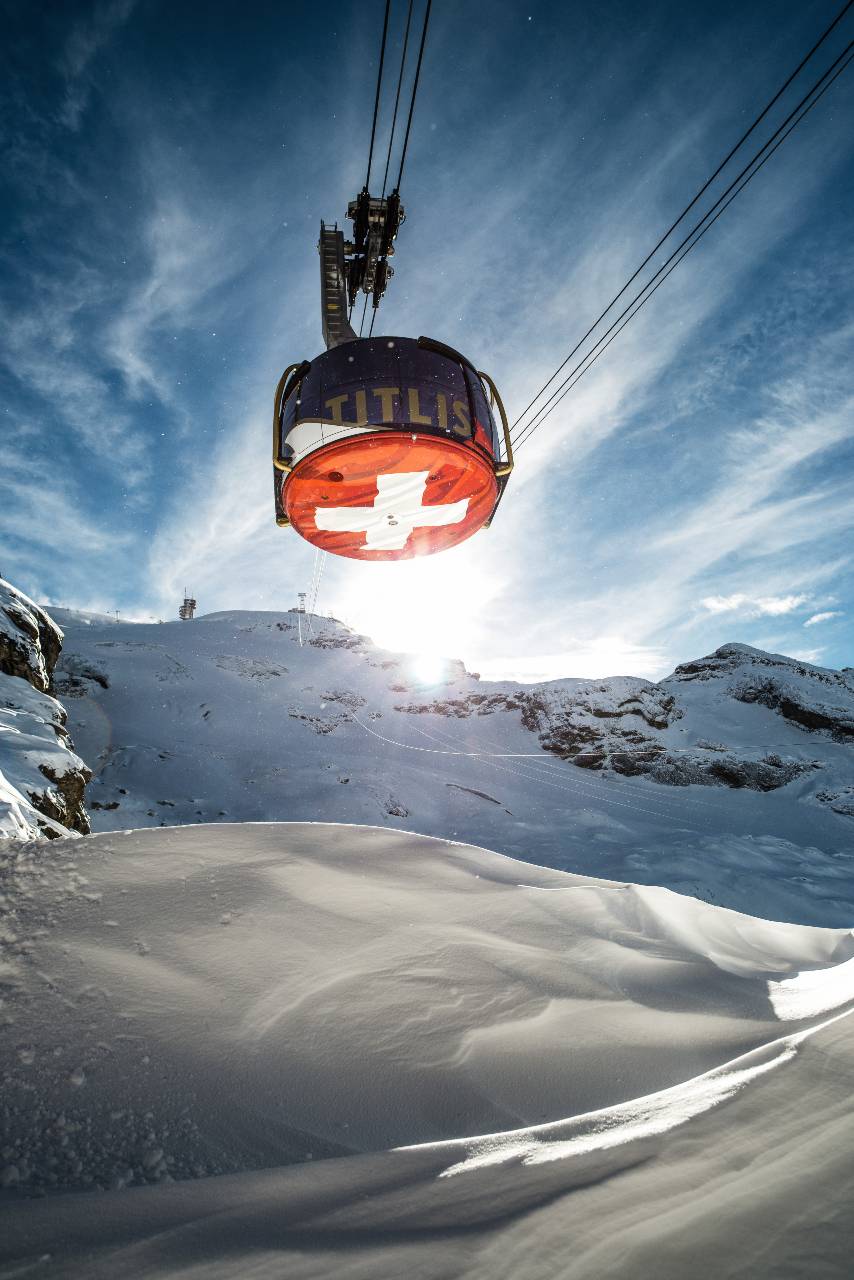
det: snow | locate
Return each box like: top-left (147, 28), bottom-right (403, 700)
top-left (1, 822), bottom-right (853, 1277)
top-left (49, 607), bottom-right (854, 925)
top-left (2, 599), bottom-right (853, 1274)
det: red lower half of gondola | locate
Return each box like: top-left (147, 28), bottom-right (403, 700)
top-left (281, 432), bottom-right (499, 560)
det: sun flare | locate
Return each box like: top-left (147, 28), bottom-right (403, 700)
top-left (334, 547), bottom-right (500, 669)
top-left (409, 653), bottom-right (448, 685)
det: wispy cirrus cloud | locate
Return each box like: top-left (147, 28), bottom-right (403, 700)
top-left (700, 593), bottom-right (808, 617)
top-left (0, 284), bottom-right (147, 474)
top-left (804, 611), bottom-right (843, 627)
top-left (0, 435), bottom-right (134, 605)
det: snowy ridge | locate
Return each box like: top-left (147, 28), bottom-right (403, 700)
top-left (1, 823), bottom-right (853, 1277)
top-left (50, 606), bottom-right (854, 925)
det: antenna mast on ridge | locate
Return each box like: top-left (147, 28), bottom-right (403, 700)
top-left (179, 590), bottom-right (197, 621)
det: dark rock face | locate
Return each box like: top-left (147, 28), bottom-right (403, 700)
top-left (734, 682), bottom-right (854, 739)
top-left (816, 787), bottom-right (854, 817)
top-left (53, 657), bottom-right (110, 697)
top-left (35, 763), bottom-right (92, 834)
top-left (673, 644), bottom-right (854, 742)
top-left (394, 644), bottom-right (849, 803)
top-left (0, 580), bottom-right (92, 837)
top-left (0, 593), bottom-right (63, 692)
top-left (641, 752), bottom-right (816, 791)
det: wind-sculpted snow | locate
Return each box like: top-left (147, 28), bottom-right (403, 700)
top-left (1, 823), bottom-right (853, 1277)
top-left (0, 581), bottom-right (91, 840)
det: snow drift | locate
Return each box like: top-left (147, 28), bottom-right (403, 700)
top-left (1, 822), bottom-right (853, 1277)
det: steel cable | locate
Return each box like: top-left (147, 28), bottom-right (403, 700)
top-left (365, 0), bottom-right (393, 191)
top-left (395, 0), bottom-right (432, 191)
top-left (309, 550), bottom-right (326, 626)
top-left (304, 549), bottom-right (321, 640)
top-left (381, 0), bottom-right (415, 198)
top-left (513, 37), bottom-right (854, 451)
top-left (511, 0), bottom-right (854, 444)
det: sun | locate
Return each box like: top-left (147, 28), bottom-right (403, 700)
top-left (409, 653), bottom-right (448, 685)
top-left (334, 545), bottom-right (500, 670)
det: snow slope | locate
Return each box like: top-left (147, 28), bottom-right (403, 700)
top-left (1, 823), bottom-right (853, 1277)
top-left (51, 608), bottom-right (854, 925)
top-left (0, 581), bottom-right (90, 840)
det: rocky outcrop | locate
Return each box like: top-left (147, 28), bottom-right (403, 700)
top-left (0, 581), bottom-right (63, 692)
top-left (394, 645), bottom-right (850, 802)
top-left (672, 644), bottom-right (854, 739)
top-left (0, 579), bottom-right (92, 840)
top-left (617, 748), bottom-right (817, 791)
top-left (734, 682), bottom-right (854, 739)
top-left (816, 787), bottom-right (854, 817)
top-left (52, 655), bottom-right (111, 697)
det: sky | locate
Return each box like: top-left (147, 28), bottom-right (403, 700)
top-left (1, 0), bottom-right (853, 681)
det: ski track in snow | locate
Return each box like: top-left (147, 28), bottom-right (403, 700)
top-left (403, 715), bottom-right (719, 825)
top-left (420, 715), bottom-right (729, 815)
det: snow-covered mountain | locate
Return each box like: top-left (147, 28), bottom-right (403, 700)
top-left (50, 606), bottom-right (854, 925)
top-left (0, 580), bottom-right (91, 840)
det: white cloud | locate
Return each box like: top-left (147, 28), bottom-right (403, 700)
top-left (0, 469), bottom-right (128, 560)
top-left (700, 594), bottom-right (808, 617)
top-left (0, 282), bottom-right (151, 485)
top-left (804, 611), bottom-right (842, 627)
top-left (106, 192), bottom-right (249, 405)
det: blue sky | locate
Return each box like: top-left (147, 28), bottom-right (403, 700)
top-left (1, 0), bottom-right (852, 680)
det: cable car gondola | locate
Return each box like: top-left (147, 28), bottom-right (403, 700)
top-left (273, 189), bottom-right (512, 561)
top-left (273, 334), bottom-right (512, 561)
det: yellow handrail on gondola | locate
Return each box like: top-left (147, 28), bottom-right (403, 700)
top-left (478, 370), bottom-right (513, 477)
top-left (273, 364), bottom-right (303, 527)
top-left (273, 364), bottom-right (301, 473)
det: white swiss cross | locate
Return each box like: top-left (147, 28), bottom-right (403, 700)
top-left (314, 471), bottom-right (469, 551)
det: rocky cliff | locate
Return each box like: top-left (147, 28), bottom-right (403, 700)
top-left (401, 643), bottom-right (852, 803)
top-left (0, 579), bottom-right (91, 839)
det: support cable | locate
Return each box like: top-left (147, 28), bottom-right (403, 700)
top-left (511, 0), bottom-right (854, 442)
top-left (395, 0), bottom-right (432, 191)
top-left (305, 548), bottom-right (321, 640)
top-left (313, 547), bottom-right (327, 616)
top-left (369, 0), bottom-right (427, 328)
top-left (365, 0), bottom-right (393, 191)
top-left (381, 0), bottom-right (415, 198)
top-left (309, 552), bottom-right (327, 626)
top-left (516, 49), bottom-right (854, 451)
top-left (513, 38), bottom-right (854, 451)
